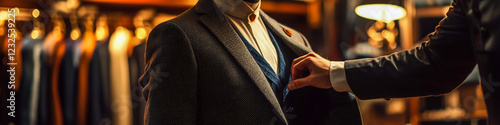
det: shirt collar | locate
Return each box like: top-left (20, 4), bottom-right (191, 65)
top-left (214, 0), bottom-right (261, 21)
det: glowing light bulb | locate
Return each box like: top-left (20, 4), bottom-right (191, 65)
top-left (135, 28), bottom-right (147, 40)
top-left (355, 4), bottom-right (407, 23)
top-left (71, 29), bottom-right (81, 40)
top-left (31, 30), bottom-right (39, 39)
top-left (32, 9), bottom-right (40, 18)
top-left (96, 27), bottom-right (106, 40)
top-left (110, 26), bottom-right (131, 52)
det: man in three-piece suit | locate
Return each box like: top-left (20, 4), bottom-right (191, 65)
top-left (288, 0), bottom-right (500, 124)
top-left (139, 0), bottom-right (361, 124)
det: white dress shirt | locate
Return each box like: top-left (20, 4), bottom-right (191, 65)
top-left (214, 0), bottom-right (280, 74)
top-left (330, 61), bottom-right (352, 92)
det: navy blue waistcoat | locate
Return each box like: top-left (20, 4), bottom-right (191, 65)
top-left (232, 24), bottom-right (360, 125)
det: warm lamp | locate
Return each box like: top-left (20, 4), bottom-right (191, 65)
top-left (355, 4), bottom-right (407, 51)
top-left (355, 4), bottom-right (407, 23)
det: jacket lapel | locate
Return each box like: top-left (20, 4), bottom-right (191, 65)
top-left (260, 12), bottom-right (312, 56)
top-left (195, 0), bottom-right (287, 123)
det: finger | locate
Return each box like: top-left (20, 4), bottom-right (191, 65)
top-left (291, 57), bottom-right (312, 80)
top-left (288, 77), bottom-right (311, 90)
top-left (292, 52), bottom-right (316, 68)
top-left (291, 57), bottom-right (309, 80)
top-left (292, 52), bottom-right (316, 66)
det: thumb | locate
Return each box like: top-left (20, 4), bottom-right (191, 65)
top-left (288, 77), bottom-right (311, 90)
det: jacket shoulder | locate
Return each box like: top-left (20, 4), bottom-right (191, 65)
top-left (154, 9), bottom-right (199, 29)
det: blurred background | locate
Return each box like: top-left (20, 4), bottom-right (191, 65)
top-left (0, 0), bottom-right (488, 125)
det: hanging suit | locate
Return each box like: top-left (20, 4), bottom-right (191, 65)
top-left (0, 38), bottom-right (10, 125)
top-left (109, 27), bottom-right (132, 125)
top-left (88, 40), bottom-right (113, 125)
top-left (129, 42), bottom-right (146, 125)
top-left (0, 26), bottom-right (23, 125)
top-left (59, 38), bottom-right (79, 125)
top-left (19, 36), bottom-right (43, 125)
top-left (42, 30), bottom-right (65, 125)
top-left (0, 33), bottom-right (7, 124)
top-left (37, 43), bottom-right (51, 125)
top-left (77, 29), bottom-right (97, 125)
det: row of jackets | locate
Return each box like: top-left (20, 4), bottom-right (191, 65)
top-left (0, 27), bottom-right (147, 125)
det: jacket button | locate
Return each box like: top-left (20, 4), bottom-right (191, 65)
top-left (249, 14), bottom-right (256, 22)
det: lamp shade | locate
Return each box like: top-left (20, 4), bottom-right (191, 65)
top-left (355, 4), bottom-right (407, 22)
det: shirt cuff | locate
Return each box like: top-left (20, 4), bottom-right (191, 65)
top-left (330, 61), bottom-right (352, 92)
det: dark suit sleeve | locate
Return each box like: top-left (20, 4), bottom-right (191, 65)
top-left (139, 22), bottom-right (198, 124)
top-left (344, 0), bottom-right (477, 100)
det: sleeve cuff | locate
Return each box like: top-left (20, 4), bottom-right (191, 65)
top-left (330, 61), bottom-right (352, 92)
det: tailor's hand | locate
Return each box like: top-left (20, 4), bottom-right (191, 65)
top-left (288, 52), bottom-right (332, 90)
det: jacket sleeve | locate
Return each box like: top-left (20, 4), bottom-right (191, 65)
top-left (138, 22), bottom-right (198, 124)
top-left (344, 0), bottom-right (477, 100)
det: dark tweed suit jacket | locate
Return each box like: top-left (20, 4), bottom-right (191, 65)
top-left (344, 0), bottom-right (499, 124)
top-left (139, 0), bottom-right (361, 124)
